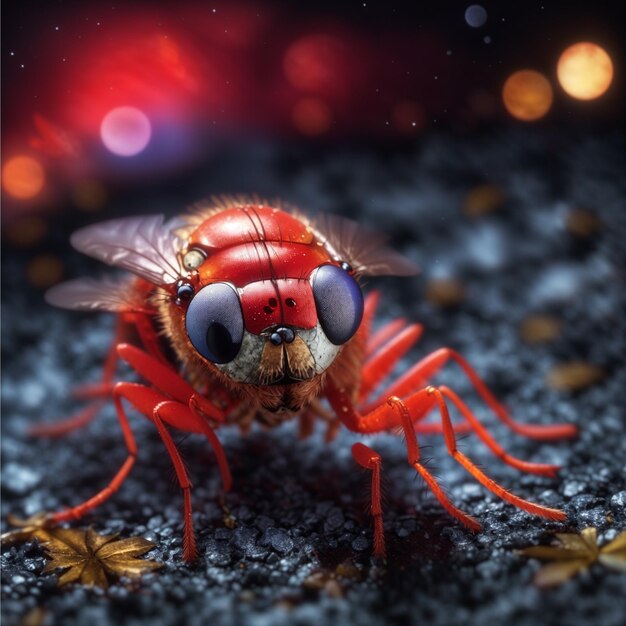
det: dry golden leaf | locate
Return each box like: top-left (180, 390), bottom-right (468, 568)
top-left (40, 526), bottom-right (161, 588)
top-left (520, 546), bottom-right (591, 560)
top-left (425, 278), bottom-right (466, 308)
top-left (1, 516), bottom-right (161, 589)
top-left (463, 184), bottom-right (505, 218)
top-left (521, 527), bottom-right (626, 588)
top-left (546, 362), bottom-right (605, 391)
top-left (565, 209), bottom-right (601, 237)
top-left (520, 315), bottom-right (562, 344)
top-left (1, 513), bottom-right (53, 547)
top-left (533, 559), bottom-right (592, 587)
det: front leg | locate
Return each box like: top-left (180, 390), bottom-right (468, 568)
top-left (326, 381), bottom-right (566, 556)
top-left (49, 344), bottom-right (231, 562)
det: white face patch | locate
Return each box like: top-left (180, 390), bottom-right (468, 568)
top-left (213, 322), bottom-right (341, 385)
top-left (298, 324), bottom-right (342, 374)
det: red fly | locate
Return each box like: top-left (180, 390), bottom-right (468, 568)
top-left (36, 199), bottom-right (577, 560)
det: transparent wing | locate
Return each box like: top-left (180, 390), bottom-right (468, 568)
top-left (314, 213), bottom-right (419, 277)
top-left (70, 214), bottom-right (183, 285)
top-left (45, 277), bottom-right (144, 312)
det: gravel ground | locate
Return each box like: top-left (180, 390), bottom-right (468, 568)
top-left (2, 130), bottom-right (625, 626)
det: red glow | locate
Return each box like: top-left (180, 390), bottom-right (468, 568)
top-left (284, 34), bottom-right (347, 93)
top-left (1, 2), bottom-right (472, 207)
top-left (292, 98), bottom-right (332, 135)
top-left (30, 114), bottom-right (81, 158)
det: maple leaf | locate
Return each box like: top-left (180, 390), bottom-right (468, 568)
top-left (1, 515), bottom-right (161, 589)
top-left (521, 527), bottom-right (626, 588)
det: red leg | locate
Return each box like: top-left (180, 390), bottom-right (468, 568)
top-left (117, 344), bottom-right (225, 424)
top-left (116, 385), bottom-right (231, 558)
top-left (49, 342), bottom-right (231, 562)
top-left (115, 347), bottom-right (231, 490)
top-left (414, 419), bottom-right (472, 435)
top-left (51, 383), bottom-right (138, 524)
top-left (352, 443), bottom-right (385, 556)
top-left (50, 382), bottom-right (223, 562)
top-left (71, 383), bottom-right (116, 400)
top-left (399, 389), bottom-right (566, 519)
top-left (438, 385), bottom-right (559, 476)
top-left (366, 318), bottom-right (407, 356)
top-left (359, 324), bottom-right (423, 402)
top-left (344, 397), bottom-right (479, 554)
top-left (27, 400), bottom-right (106, 438)
top-left (376, 347), bottom-right (577, 440)
top-left (130, 311), bottom-right (172, 366)
top-left (326, 381), bottom-right (566, 552)
top-left (149, 400), bottom-right (198, 562)
top-left (29, 311), bottom-right (177, 438)
top-left (362, 291), bottom-right (380, 340)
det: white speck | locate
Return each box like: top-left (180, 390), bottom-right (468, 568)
top-left (212, 7), bottom-right (217, 12)
top-left (446, 50), bottom-right (452, 56)
top-left (10, 51), bottom-right (14, 56)
top-left (20, 64), bottom-right (25, 68)
top-left (434, 75), bottom-right (438, 80)
top-left (411, 121), bottom-right (416, 127)
top-left (483, 35), bottom-right (491, 44)
top-left (54, 26), bottom-right (59, 31)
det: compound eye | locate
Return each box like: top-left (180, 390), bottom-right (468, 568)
top-left (185, 283), bottom-right (244, 364)
top-left (312, 264), bottom-right (364, 345)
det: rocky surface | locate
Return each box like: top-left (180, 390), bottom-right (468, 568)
top-left (2, 130), bottom-right (625, 625)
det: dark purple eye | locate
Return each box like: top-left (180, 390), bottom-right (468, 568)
top-left (312, 264), bottom-right (363, 345)
top-left (185, 283), bottom-right (243, 364)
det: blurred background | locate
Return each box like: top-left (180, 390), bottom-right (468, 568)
top-left (2, 0), bottom-right (623, 251)
top-left (2, 3), bottom-right (625, 626)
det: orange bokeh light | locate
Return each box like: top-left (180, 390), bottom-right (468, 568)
top-left (292, 98), bottom-right (332, 135)
top-left (502, 70), bottom-right (553, 121)
top-left (557, 42), bottom-right (613, 100)
top-left (2, 156), bottom-right (45, 200)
